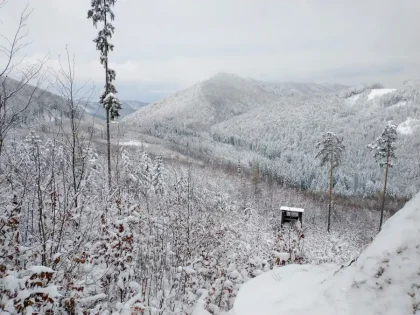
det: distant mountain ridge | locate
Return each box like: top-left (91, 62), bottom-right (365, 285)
top-left (1, 76), bottom-right (147, 135)
top-left (86, 100), bottom-right (148, 120)
top-left (252, 79), bottom-right (349, 96)
top-left (123, 73), bottom-right (347, 128)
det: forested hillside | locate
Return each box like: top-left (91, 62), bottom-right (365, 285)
top-left (124, 74), bottom-right (420, 198)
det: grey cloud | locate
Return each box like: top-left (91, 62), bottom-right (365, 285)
top-left (1, 0), bottom-right (419, 102)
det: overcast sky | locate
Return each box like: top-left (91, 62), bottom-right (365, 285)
top-left (1, 0), bottom-right (419, 102)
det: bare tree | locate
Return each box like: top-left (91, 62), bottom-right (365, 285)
top-left (0, 3), bottom-right (47, 157)
top-left (50, 47), bottom-right (95, 208)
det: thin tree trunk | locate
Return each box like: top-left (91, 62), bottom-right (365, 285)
top-left (35, 145), bottom-right (47, 265)
top-left (70, 99), bottom-right (78, 208)
top-left (379, 151), bottom-right (390, 232)
top-left (328, 152), bottom-right (333, 233)
top-left (106, 108), bottom-right (111, 190)
top-left (104, 0), bottom-right (111, 191)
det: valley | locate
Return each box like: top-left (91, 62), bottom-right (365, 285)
top-left (123, 73), bottom-right (420, 199)
top-left (1, 1), bottom-right (419, 314)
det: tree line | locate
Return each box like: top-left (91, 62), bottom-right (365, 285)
top-left (317, 124), bottom-right (397, 233)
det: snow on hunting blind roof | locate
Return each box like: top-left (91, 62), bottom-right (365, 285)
top-left (280, 206), bottom-right (304, 212)
top-left (234, 191), bottom-right (420, 315)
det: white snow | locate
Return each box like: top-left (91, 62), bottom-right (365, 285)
top-left (103, 92), bottom-right (116, 102)
top-left (192, 290), bottom-right (212, 315)
top-left (234, 190), bottom-right (420, 315)
top-left (183, 266), bottom-right (196, 275)
top-left (344, 94), bottom-right (360, 106)
top-left (389, 101), bottom-right (407, 108)
top-left (368, 88), bottom-right (396, 100)
top-left (79, 293), bottom-right (108, 304)
top-left (30, 266), bottom-right (55, 273)
top-left (280, 206), bottom-right (304, 212)
top-left (397, 117), bottom-right (419, 135)
top-left (273, 252), bottom-right (291, 262)
top-left (119, 140), bottom-right (149, 147)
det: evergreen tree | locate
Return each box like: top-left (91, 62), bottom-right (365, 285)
top-left (152, 155), bottom-right (165, 195)
top-left (368, 123), bottom-right (397, 232)
top-left (316, 132), bottom-right (345, 233)
top-left (139, 152), bottom-right (153, 197)
top-left (88, 0), bottom-right (122, 190)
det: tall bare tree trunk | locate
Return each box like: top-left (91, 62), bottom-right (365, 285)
top-left (104, 0), bottom-right (112, 191)
top-left (328, 152), bottom-right (333, 233)
top-left (379, 150), bottom-right (390, 232)
top-left (106, 108), bottom-right (111, 190)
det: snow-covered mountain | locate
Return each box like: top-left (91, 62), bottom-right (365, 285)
top-left (2, 76), bottom-right (147, 123)
top-left (234, 190), bottom-right (420, 315)
top-left (124, 73), bottom-right (281, 129)
top-left (253, 80), bottom-right (348, 96)
top-left (123, 74), bottom-right (420, 198)
top-left (124, 73), bottom-right (346, 129)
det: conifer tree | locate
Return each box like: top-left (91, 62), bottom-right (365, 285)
top-left (87, 0), bottom-right (122, 189)
top-left (316, 132), bottom-right (345, 233)
top-left (152, 155), bottom-right (165, 195)
top-left (368, 123), bottom-right (397, 232)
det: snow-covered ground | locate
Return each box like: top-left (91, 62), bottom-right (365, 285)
top-left (344, 93), bottom-right (360, 106)
top-left (118, 140), bottom-right (149, 147)
top-left (397, 117), bottom-right (420, 135)
top-left (234, 191), bottom-right (420, 315)
top-left (368, 88), bottom-right (396, 100)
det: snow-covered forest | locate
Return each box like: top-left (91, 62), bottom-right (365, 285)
top-left (1, 1), bottom-right (419, 314)
top-left (124, 74), bottom-right (420, 198)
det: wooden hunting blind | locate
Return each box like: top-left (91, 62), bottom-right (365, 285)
top-left (280, 206), bottom-right (304, 226)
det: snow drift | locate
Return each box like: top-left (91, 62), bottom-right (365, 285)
top-left (234, 191), bottom-right (420, 315)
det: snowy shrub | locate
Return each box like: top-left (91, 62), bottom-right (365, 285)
top-left (272, 221), bottom-right (306, 266)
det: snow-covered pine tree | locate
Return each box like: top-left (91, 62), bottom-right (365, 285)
top-left (316, 132), bottom-right (345, 233)
top-left (139, 152), bottom-right (153, 199)
top-left (88, 0), bottom-right (122, 190)
top-left (368, 123), bottom-right (397, 232)
top-left (152, 155), bottom-right (165, 195)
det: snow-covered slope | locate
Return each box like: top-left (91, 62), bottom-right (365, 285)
top-left (254, 80), bottom-right (348, 96)
top-left (123, 73), bottom-right (346, 129)
top-left (234, 191), bottom-right (420, 315)
top-left (397, 117), bottom-right (420, 135)
top-left (123, 74), bottom-right (420, 197)
top-left (368, 88), bottom-right (396, 100)
top-left (211, 82), bottom-right (420, 196)
top-left (123, 73), bottom-right (278, 129)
